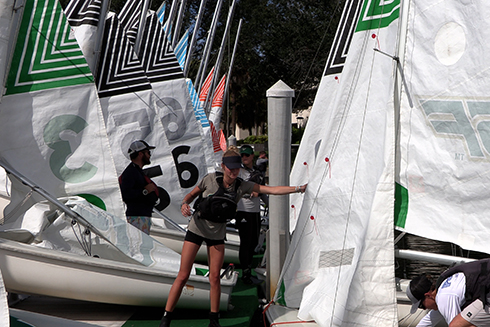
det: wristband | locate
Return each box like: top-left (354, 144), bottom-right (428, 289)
top-left (181, 201), bottom-right (188, 206)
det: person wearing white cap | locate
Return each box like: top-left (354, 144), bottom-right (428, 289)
top-left (407, 259), bottom-right (490, 327)
top-left (119, 140), bottom-right (157, 235)
top-left (159, 150), bottom-right (307, 327)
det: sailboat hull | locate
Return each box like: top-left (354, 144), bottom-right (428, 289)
top-left (0, 238), bottom-right (237, 310)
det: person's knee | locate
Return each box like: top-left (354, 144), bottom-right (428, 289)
top-left (208, 271), bottom-right (221, 285)
top-left (175, 272), bottom-right (191, 285)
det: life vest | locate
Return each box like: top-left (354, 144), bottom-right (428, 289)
top-left (195, 172), bottom-right (242, 223)
top-left (436, 258), bottom-right (490, 309)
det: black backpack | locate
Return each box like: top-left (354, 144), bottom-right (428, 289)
top-left (195, 173), bottom-right (242, 223)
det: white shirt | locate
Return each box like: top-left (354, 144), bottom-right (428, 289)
top-left (416, 272), bottom-right (467, 326)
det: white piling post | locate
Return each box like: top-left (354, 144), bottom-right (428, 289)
top-left (266, 80), bottom-right (294, 299)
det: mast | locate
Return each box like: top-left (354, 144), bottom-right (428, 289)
top-left (172, 0), bottom-right (187, 49)
top-left (164, 0), bottom-right (180, 47)
top-left (0, 0), bottom-right (17, 98)
top-left (184, 0), bottom-right (207, 77)
top-left (195, 0), bottom-right (224, 94)
top-left (134, 0), bottom-right (150, 55)
top-left (203, 0), bottom-right (237, 114)
top-left (93, 0), bottom-right (110, 78)
top-left (224, 18), bottom-right (242, 138)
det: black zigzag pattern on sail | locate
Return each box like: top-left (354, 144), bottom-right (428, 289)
top-left (96, 14), bottom-right (151, 98)
top-left (118, 0), bottom-right (141, 45)
top-left (65, 0), bottom-right (101, 27)
top-left (324, 0), bottom-right (362, 76)
top-left (136, 14), bottom-right (184, 83)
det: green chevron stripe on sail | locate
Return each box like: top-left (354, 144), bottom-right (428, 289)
top-left (355, 0), bottom-right (400, 32)
top-left (5, 0), bottom-right (92, 95)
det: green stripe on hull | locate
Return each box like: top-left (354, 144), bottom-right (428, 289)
top-left (5, 0), bottom-right (92, 95)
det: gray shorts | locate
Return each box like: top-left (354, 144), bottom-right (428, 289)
top-left (462, 299), bottom-right (490, 327)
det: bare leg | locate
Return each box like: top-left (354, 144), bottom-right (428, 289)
top-left (207, 243), bottom-right (225, 313)
top-left (165, 241), bottom-right (201, 312)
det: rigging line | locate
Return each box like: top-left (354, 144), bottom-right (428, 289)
top-left (293, 0), bottom-right (345, 110)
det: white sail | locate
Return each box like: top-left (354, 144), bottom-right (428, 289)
top-left (395, 1), bottom-right (490, 255)
top-left (277, 0), bottom-right (400, 326)
top-left (0, 0), bottom-right (125, 220)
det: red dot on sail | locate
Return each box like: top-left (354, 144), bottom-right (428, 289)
top-left (303, 162), bottom-right (307, 165)
top-left (291, 205), bottom-right (295, 208)
top-left (372, 33), bottom-right (376, 39)
top-left (310, 216), bottom-right (314, 220)
top-left (325, 157), bottom-right (329, 162)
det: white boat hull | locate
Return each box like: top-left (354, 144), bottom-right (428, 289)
top-left (0, 238), bottom-right (237, 310)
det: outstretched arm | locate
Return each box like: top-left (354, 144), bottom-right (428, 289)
top-left (254, 184), bottom-right (307, 195)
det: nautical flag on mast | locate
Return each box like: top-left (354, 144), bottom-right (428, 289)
top-left (208, 74), bottom-right (226, 126)
top-left (0, 0), bottom-right (125, 219)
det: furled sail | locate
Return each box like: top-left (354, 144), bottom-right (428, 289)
top-left (395, 1), bottom-right (490, 255)
top-left (279, 0), bottom-right (400, 326)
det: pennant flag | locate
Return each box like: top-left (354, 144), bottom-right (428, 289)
top-left (0, 0), bottom-right (125, 218)
top-left (208, 74), bottom-right (226, 126)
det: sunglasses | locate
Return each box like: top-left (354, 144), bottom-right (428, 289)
top-left (241, 153), bottom-right (250, 157)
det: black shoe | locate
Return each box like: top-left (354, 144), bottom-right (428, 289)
top-left (159, 311), bottom-right (172, 327)
top-left (208, 321), bottom-right (222, 327)
top-left (208, 312), bottom-right (221, 327)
